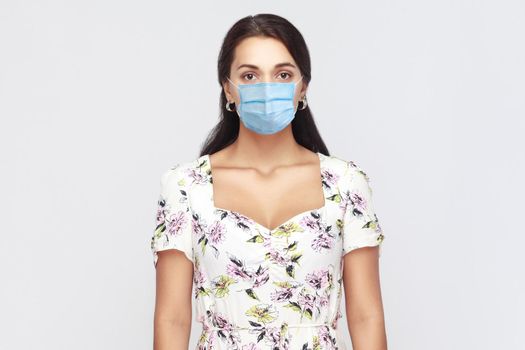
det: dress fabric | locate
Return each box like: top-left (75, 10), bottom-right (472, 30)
top-left (150, 152), bottom-right (385, 350)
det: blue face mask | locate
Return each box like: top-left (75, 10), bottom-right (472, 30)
top-left (227, 75), bottom-right (304, 135)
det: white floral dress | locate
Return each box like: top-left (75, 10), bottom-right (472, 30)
top-left (150, 152), bottom-right (385, 350)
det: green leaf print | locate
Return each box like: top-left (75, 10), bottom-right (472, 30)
top-left (196, 286), bottom-right (212, 297)
top-left (245, 288), bottom-right (259, 300)
top-left (363, 219), bottom-right (382, 232)
top-left (291, 252), bottom-right (302, 262)
top-left (247, 234), bottom-right (265, 243)
top-left (273, 281), bottom-right (293, 289)
top-left (286, 241), bottom-right (298, 251)
top-left (284, 301), bottom-right (301, 313)
top-left (336, 218), bottom-right (344, 232)
top-left (200, 237), bottom-right (208, 255)
top-left (327, 193), bottom-right (342, 203)
top-left (286, 264), bottom-right (295, 278)
top-left (154, 223), bottom-right (166, 238)
top-left (304, 307), bottom-right (313, 319)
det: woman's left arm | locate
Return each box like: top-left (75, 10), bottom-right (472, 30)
top-left (343, 246), bottom-right (387, 350)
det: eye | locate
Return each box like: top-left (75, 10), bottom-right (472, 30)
top-left (278, 72), bottom-right (292, 80)
top-left (242, 73), bottom-right (256, 81)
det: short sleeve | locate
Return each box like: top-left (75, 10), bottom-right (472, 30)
top-left (150, 165), bottom-right (194, 268)
top-left (341, 162), bottom-right (385, 257)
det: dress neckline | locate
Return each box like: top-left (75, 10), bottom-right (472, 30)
top-left (203, 151), bottom-right (328, 233)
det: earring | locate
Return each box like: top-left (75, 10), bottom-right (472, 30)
top-left (226, 101), bottom-right (235, 112)
top-left (298, 96), bottom-right (308, 110)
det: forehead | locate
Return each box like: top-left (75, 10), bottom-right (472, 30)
top-left (232, 36), bottom-right (297, 70)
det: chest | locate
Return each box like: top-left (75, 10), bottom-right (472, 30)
top-left (187, 169), bottom-right (347, 281)
top-left (189, 191), bottom-right (346, 289)
top-left (210, 163), bottom-right (326, 232)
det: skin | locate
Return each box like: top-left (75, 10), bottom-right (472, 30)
top-left (153, 35), bottom-right (387, 350)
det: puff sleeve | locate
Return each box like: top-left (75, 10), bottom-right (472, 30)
top-left (150, 165), bottom-right (194, 268)
top-left (341, 162), bottom-right (385, 257)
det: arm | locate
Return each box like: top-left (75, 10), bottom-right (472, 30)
top-left (343, 246), bottom-right (387, 350)
top-left (153, 250), bottom-right (194, 350)
top-left (151, 165), bottom-right (195, 348)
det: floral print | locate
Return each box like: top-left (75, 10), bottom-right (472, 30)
top-left (150, 152), bottom-right (385, 349)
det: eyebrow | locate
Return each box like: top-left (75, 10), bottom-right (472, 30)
top-left (236, 62), bottom-right (297, 71)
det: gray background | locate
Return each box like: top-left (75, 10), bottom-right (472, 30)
top-left (1, 1), bottom-right (524, 349)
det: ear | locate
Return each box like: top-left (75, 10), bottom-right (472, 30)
top-left (223, 80), bottom-right (234, 101)
top-left (300, 81), bottom-right (308, 98)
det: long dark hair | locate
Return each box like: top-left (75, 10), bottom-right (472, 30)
top-left (199, 13), bottom-right (330, 157)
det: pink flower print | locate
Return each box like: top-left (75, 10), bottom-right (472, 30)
top-left (186, 168), bottom-right (209, 185)
top-left (226, 262), bottom-right (250, 279)
top-left (155, 202), bottom-right (167, 226)
top-left (252, 265), bottom-right (270, 288)
top-left (226, 210), bottom-right (256, 231)
top-left (311, 233), bottom-right (335, 252)
top-left (212, 313), bottom-right (233, 331)
top-left (242, 343), bottom-right (260, 350)
top-left (270, 281), bottom-right (301, 303)
top-left (265, 326), bottom-right (281, 345)
top-left (224, 253), bottom-right (269, 288)
top-left (208, 220), bottom-right (226, 244)
top-left (264, 325), bottom-right (291, 350)
top-left (209, 311), bottom-right (244, 348)
top-left (321, 168), bottom-right (339, 188)
top-left (350, 191), bottom-right (368, 216)
top-left (318, 294), bottom-right (329, 307)
top-left (300, 214), bottom-right (323, 234)
top-left (270, 288), bottom-right (294, 303)
top-left (193, 268), bottom-right (206, 285)
top-left (193, 270), bottom-right (210, 299)
top-left (166, 210), bottom-right (188, 236)
top-left (297, 289), bottom-right (315, 311)
top-left (191, 214), bottom-right (204, 236)
top-left (267, 248), bottom-right (291, 267)
top-left (226, 259), bottom-right (252, 281)
top-left (318, 325), bottom-right (338, 350)
top-left (305, 269), bottom-right (330, 290)
top-left (331, 309), bottom-right (343, 329)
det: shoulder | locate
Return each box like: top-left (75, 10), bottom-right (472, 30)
top-left (321, 152), bottom-right (371, 180)
top-left (321, 153), bottom-right (372, 191)
top-left (159, 155), bottom-right (204, 190)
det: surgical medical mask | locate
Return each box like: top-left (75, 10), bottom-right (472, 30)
top-left (227, 75), bottom-right (304, 135)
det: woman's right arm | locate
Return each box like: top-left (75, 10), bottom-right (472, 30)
top-left (153, 250), bottom-right (194, 350)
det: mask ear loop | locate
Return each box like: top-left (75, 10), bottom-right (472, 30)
top-left (226, 77), bottom-right (238, 88)
top-left (295, 75), bottom-right (305, 112)
top-left (225, 77), bottom-right (241, 117)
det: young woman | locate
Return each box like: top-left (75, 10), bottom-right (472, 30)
top-left (151, 13), bottom-right (387, 350)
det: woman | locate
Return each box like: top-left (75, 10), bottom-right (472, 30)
top-left (151, 14), bottom-right (387, 350)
